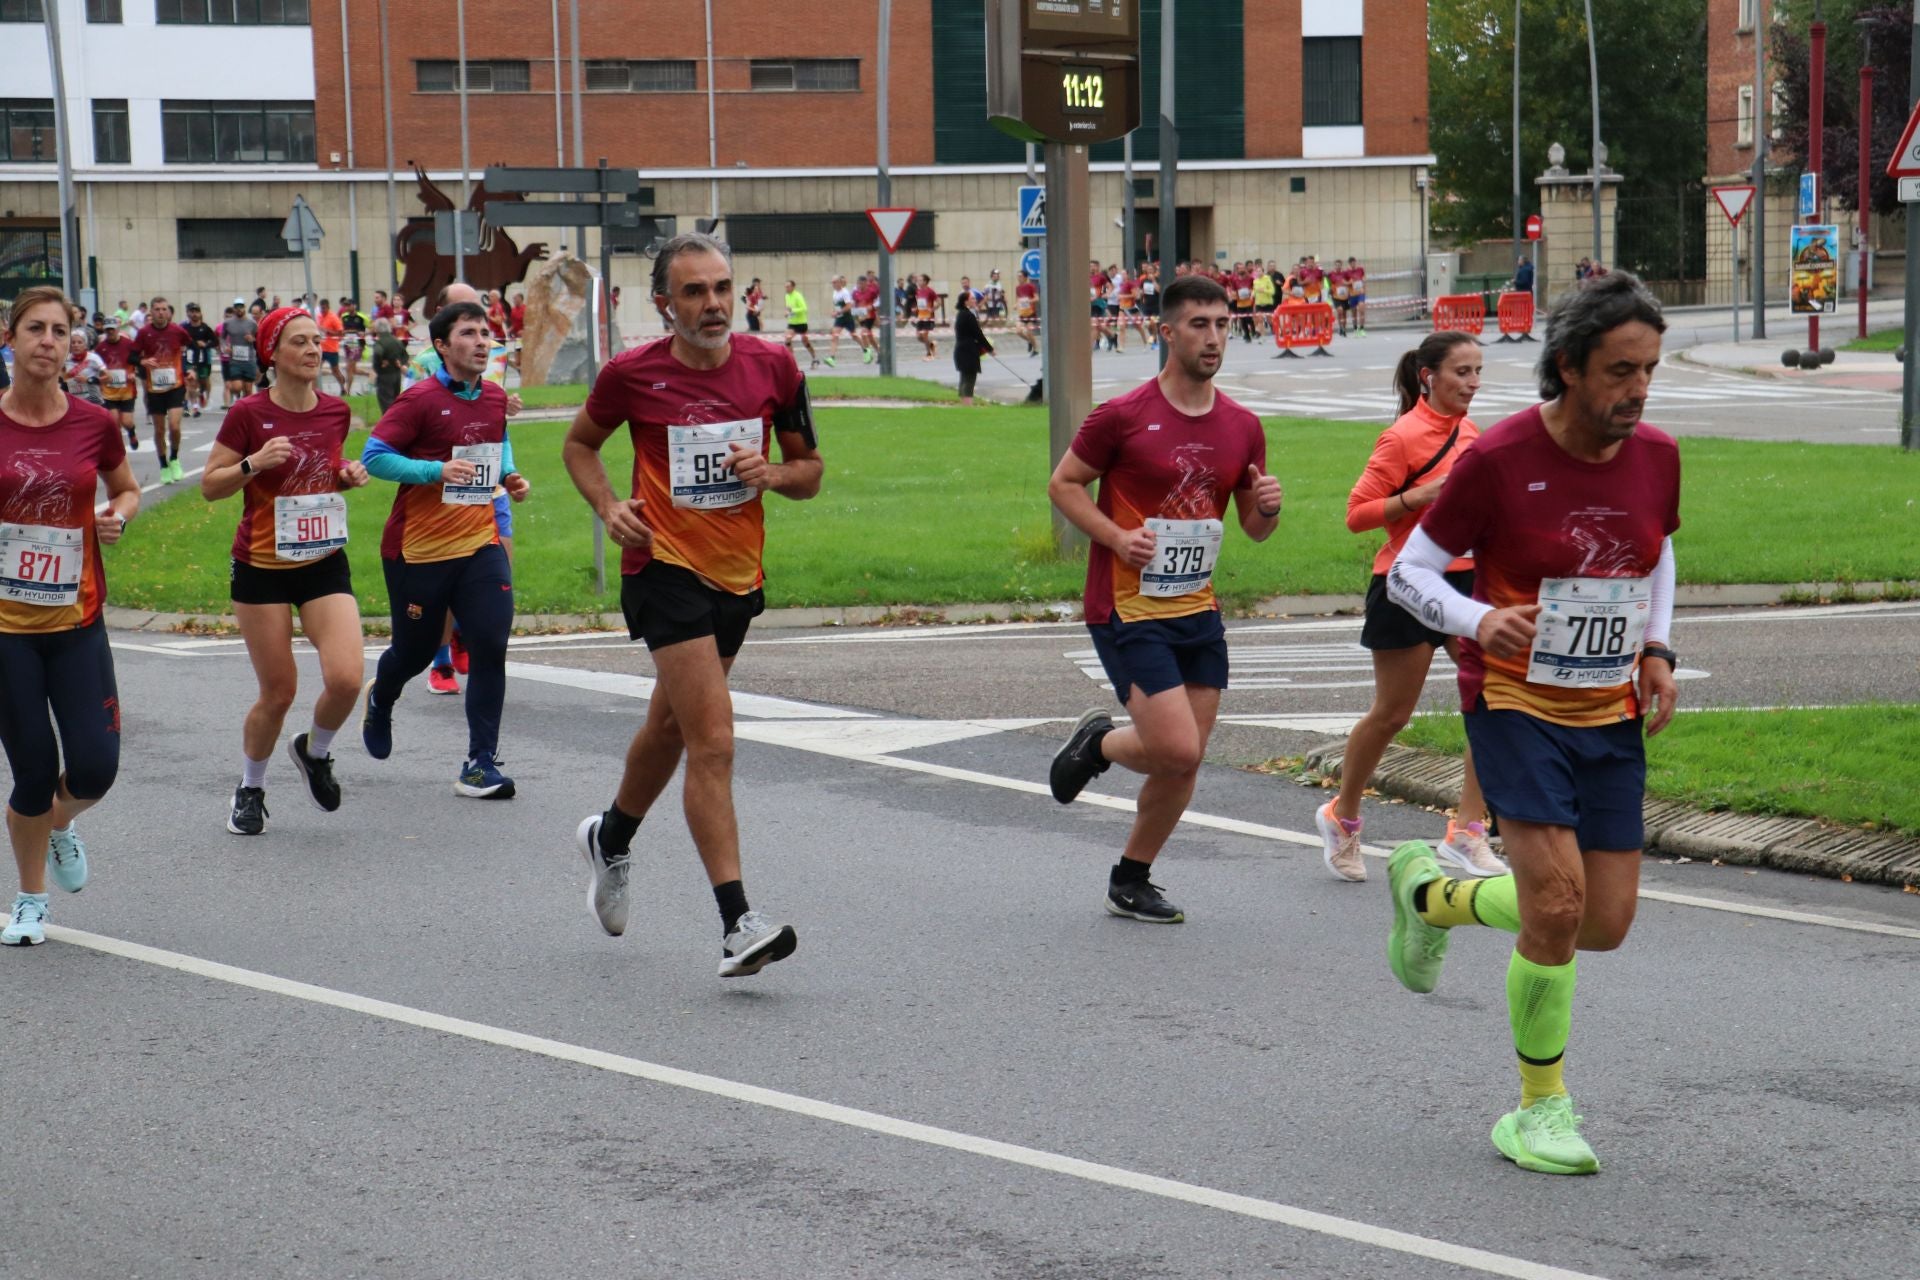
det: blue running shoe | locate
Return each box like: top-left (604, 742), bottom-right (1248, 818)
top-left (47, 824), bottom-right (88, 893)
top-left (2, 893), bottom-right (49, 946)
top-left (360, 676), bottom-right (392, 760)
top-left (454, 752), bottom-right (515, 799)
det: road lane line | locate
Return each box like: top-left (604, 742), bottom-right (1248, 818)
top-left (45, 924), bottom-right (1611, 1280)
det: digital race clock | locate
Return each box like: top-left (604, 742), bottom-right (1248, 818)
top-left (1060, 65), bottom-right (1106, 115)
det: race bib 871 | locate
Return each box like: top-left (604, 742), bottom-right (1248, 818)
top-left (0, 522), bottom-right (84, 608)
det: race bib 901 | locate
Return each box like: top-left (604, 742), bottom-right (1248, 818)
top-left (443, 442), bottom-right (503, 506)
top-left (669, 419), bottom-right (761, 510)
top-left (0, 522), bottom-right (84, 608)
top-left (1527, 576), bottom-right (1652, 689)
top-left (1139, 518), bottom-right (1224, 598)
top-left (273, 493), bottom-right (348, 562)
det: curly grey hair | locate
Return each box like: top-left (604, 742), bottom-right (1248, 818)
top-left (1537, 270), bottom-right (1666, 400)
top-left (650, 232), bottom-right (732, 297)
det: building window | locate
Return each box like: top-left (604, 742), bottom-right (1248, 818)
top-left (585, 60), bottom-right (696, 93)
top-left (0, 99), bottom-right (56, 163)
top-left (1736, 85), bottom-right (1754, 147)
top-left (727, 211), bottom-right (932, 254)
top-left (162, 101), bottom-right (316, 164)
top-left (87, 0), bottom-right (123, 21)
top-left (0, 0), bottom-right (42, 21)
top-left (1302, 36), bottom-right (1361, 128)
top-left (92, 99), bottom-right (130, 164)
top-left (176, 218), bottom-right (299, 260)
top-left (416, 61), bottom-right (530, 93)
top-left (156, 0), bottom-right (310, 24)
top-left (631, 60), bottom-right (697, 93)
top-left (1737, 0), bottom-right (1757, 31)
top-left (0, 226), bottom-right (64, 284)
top-left (750, 59), bottom-right (859, 92)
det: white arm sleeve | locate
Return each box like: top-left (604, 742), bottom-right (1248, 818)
top-left (1387, 527), bottom-right (1493, 640)
top-left (1646, 536), bottom-right (1676, 644)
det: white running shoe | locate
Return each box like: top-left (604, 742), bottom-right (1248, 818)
top-left (1437, 821), bottom-right (1508, 877)
top-left (1316, 800), bottom-right (1368, 882)
top-left (719, 910), bottom-right (797, 977)
top-left (575, 814), bottom-right (630, 937)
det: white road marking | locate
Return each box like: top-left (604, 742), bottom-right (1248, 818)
top-left (44, 924), bottom-right (1610, 1280)
top-left (506, 659), bottom-right (872, 721)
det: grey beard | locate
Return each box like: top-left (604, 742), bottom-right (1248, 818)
top-left (675, 315), bottom-right (730, 350)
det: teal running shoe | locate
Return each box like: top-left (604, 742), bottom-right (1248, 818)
top-left (47, 824), bottom-right (88, 893)
top-left (1387, 839), bottom-right (1450, 994)
top-left (1491, 1095), bottom-right (1600, 1175)
top-left (2, 893), bottom-right (49, 946)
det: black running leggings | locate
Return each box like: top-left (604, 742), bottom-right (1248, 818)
top-left (0, 619), bottom-right (121, 817)
top-left (373, 543), bottom-right (514, 760)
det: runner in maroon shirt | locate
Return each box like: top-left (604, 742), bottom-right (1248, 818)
top-left (203, 306), bottom-right (370, 835)
top-left (133, 298), bottom-right (192, 481)
top-left (1045, 274), bottom-right (1282, 925)
top-left (0, 287), bottom-right (141, 947)
top-left (1383, 272), bottom-right (1681, 1176)
top-left (562, 232), bottom-right (823, 979)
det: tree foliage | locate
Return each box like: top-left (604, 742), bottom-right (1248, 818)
top-left (1428, 0), bottom-right (1708, 246)
top-left (1770, 2), bottom-right (1912, 216)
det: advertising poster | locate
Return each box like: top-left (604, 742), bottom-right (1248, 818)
top-left (1789, 224), bottom-right (1839, 314)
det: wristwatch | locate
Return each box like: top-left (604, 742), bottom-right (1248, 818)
top-left (1641, 643), bottom-right (1677, 668)
top-left (239, 455), bottom-right (254, 477)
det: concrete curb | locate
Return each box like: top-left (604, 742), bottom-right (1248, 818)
top-left (103, 579), bottom-right (1913, 638)
top-left (1301, 741), bottom-right (1920, 890)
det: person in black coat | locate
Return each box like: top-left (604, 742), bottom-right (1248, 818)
top-left (953, 291), bottom-right (993, 405)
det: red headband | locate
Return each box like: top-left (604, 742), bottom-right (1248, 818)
top-left (257, 306), bottom-right (307, 364)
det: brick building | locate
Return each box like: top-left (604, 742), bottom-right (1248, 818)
top-left (2, 0), bottom-right (1436, 319)
top-left (1703, 0), bottom-right (1798, 308)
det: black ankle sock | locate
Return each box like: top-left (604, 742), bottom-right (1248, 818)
top-left (1413, 881), bottom-right (1432, 913)
top-left (1111, 856), bottom-right (1152, 886)
top-left (599, 803), bottom-right (641, 856)
top-left (714, 880), bottom-right (749, 933)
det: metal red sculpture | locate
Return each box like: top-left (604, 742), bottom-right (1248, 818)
top-left (395, 164), bottom-right (547, 308)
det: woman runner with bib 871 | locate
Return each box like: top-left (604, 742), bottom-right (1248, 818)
top-left (201, 306), bottom-right (370, 836)
top-left (0, 286), bottom-right (141, 947)
top-left (1315, 331), bottom-right (1503, 883)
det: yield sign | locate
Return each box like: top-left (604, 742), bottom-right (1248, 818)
top-left (1889, 98), bottom-right (1920, 178)
top-left (866, 207), bottom-right (916, 254)
top-left (1711, 184), bottom-right (1755, 227)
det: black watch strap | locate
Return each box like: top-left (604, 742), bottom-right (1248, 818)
top-left (1641, 644), bottom-right (1677, 667)
top-left (239, 456), bottom-right (254, 477)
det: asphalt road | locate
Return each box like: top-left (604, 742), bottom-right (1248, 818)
top-left (10, 632), bottom-right (1919, 1279)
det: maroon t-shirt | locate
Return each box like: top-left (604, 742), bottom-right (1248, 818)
top-left (216, 390), bottom-right (353, 568)
top-left (1418, 404), bottom-right (1681, 725)
top-left (133, 322), bottom-right (192, 394)
top-left (371, 378), bottom-right (510, 562)
top-left (0, 396), bottom-right (125, 633)
top-left (1070, 379), bottom-right (1266, 625)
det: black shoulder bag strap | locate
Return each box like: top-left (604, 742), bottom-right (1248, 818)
top-left (1395, 425), bottom-right (1461, 496)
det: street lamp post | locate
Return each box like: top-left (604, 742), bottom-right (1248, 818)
top-left (1512, 0), bottom-right (1523, 263)
top-left (1583, 0), bottom-right (1603, 264)
top-left (1809, 12), bottom-right (1826, 354)
top-left (1858, 27), bottom-right (1873, 342)
top-left (39, 0), bottom-right (80, 300)
top-left (1902, 0), bottom-right (1920, 449)
top-left (1755, 3), bottom-right (1769, 339)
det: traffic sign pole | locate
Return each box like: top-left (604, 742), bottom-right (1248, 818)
top-left (1042, 142), bottom-right (1091, 552)
top-left (1902, 0), bottom-right (1920, 451)
top-left (1711, 186), bottom-right (1755, 345)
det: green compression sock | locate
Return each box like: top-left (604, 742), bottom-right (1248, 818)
top-left (1473, 873), bottom-right (1523, 933)
top-left (1508, 950), bottom-right (1577, 1109)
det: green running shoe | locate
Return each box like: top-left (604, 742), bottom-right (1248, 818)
top-left (1491, 1094), bottom-right (1600, 1175)
top-left (1387, 839), bottom-right (1450, 993)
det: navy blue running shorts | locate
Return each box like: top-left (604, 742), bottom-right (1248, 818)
top-left (1463, 696), bottom-right (1646, 851)
top-left (1087, 609), bottom-right (1229, 706)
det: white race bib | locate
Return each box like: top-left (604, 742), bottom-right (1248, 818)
top-left (442, 442), bottom-right (503, 506)
top-left (1139, 518), bottom-right (1224, 598)
top-left (668, 419), bottom-right (761, 510)
top-left (1527, 576), bottom-right (1652, 689)
top-left (150, 366), bottom-right (178, 390)
top-left (273, 492), bottom-right (348, 562)
top-left (230, 343), bottom-right (254, 363)
top-left (106, 368), bottom-right (128, 387)
top-left (0, 522), bottom-right (83, 608)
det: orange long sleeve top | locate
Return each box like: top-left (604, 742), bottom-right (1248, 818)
top-left (1346, 397), bottom-right (1479, 575)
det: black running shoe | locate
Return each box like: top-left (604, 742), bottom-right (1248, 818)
top-left (286, 733), bottom-right (342, 813)
top-left (1050, 709), bottom-right (1114, 803)
top-left (1106, 876), bottom-right (1184, 924)
top-left (227, 786), bottom-right (268, 836)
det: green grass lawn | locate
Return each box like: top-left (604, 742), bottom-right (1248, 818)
top-left (1397, 706), bottom-right (1920, 835)
top-left (1844, 327), bottom-right (1903, 353)
top-left (103, 409), bottom-right (1920, 617)
top-left (342, 375), bottom-right (955, 423)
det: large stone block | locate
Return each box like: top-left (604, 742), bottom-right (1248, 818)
top-left (519, 252), bottom-right (621, 387)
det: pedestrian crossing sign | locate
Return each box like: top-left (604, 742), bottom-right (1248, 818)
top-left (1018, 185), bottom-right (1046, 238)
